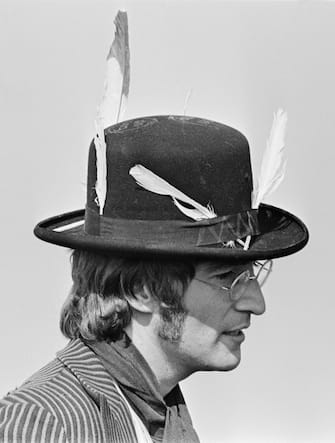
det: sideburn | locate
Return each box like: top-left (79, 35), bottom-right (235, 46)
top-left (158, 307), bottom-right (188, 342)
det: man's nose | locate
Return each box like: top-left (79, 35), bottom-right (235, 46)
top-left (235, 280), bottom-right (266, 315)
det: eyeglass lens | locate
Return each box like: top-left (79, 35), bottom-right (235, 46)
top-left (230, 260), bottom-right (272, 300)
top-left (230, 272), bottom-right (251, 300)
top-left (253, 260), bottom-right (272, 287)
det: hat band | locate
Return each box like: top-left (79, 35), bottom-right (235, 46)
top-left (85, 207), bottom-right (260, 247)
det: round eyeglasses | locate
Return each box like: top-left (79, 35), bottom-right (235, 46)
top-left (194, 260), bottom-right (273, 302)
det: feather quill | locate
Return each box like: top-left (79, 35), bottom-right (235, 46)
top-left (183, 88), bottom-right (193, 115)
top-left (94, 10), bottom-right (130, 215)
top-left (129, 164), bottom-right (217, 221)
top-left (252, 109), bottom-right (288, 209)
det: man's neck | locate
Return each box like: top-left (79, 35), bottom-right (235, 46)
top-left (124, 321), bottom-right (191, 397)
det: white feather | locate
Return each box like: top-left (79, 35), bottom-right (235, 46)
top-left (94, 10), bottom-right (130, 214)
top-left (129, 165), bottom-right (217, 221)
top-left (94, 118), bottom-right (107, 215)
top-left (252, 109), bottom-right (288, 208)
top-left (98, 10), bottom-right (130, 127)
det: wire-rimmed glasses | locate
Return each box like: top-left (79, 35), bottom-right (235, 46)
top-left (194, 260), bottom-right (273, 302)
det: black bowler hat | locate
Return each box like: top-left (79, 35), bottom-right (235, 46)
top-left (34, 115), bottom-right (308, 261)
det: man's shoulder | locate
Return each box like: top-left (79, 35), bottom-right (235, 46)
top-left (0, 340), bottom-right (137, 442)
top-left (0, 340), bottom-right (106, 413)
top-left (2, 356), bottom-right (75, 404)
top-left (0, 358), bottom-right (71, 442)
top-left (21, 357), bottom-right (65, 389)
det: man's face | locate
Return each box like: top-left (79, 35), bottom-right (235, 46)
top-left (162, 261), bottom-right (266, 374)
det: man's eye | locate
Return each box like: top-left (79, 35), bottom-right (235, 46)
top-left (215, 272), bottom-right (234, 282)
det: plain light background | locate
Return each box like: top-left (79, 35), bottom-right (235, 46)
top-left (0, 1), bottom-right (333, 442)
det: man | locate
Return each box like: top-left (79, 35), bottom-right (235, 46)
top-left (0, 114), bottom-right (308, 442)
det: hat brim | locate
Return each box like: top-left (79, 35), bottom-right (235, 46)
top-left (34, 204), bottom-right (308, 262)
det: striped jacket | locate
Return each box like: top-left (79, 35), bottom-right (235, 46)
top-left (0, 339), bottom-right (151, 442)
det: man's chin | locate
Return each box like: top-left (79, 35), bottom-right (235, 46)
top-left (205, 350), bottom-right (242, 372)
top-left (222, 358), bottom-right (241, 371)
top-left (217, 339), bottom-right (242, 370)
top-left (221, 356), bottom-right (241, 371)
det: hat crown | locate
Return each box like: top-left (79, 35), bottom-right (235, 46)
top-left (86, 115), bottom-right (253, 221)
top-left (34, 114), bottom-right (308, 259)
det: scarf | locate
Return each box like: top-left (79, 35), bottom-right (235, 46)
top-left (88, 335), bottom-right (200, 443)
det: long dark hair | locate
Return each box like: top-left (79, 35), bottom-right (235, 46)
top-left (60, 250), bottom-right (195, 342)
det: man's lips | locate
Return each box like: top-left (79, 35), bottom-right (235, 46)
top-left (224, 323), bottom-right (250, 333)
top-left (224, 330), bottom-right (243, 337)
top-left (222, 324), bottom-right (250, 340)
top-left (221, 330), bottom-right (245, 343)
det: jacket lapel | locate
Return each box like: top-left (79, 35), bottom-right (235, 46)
top-left (56, 339), bottom-right (138, 442)
top-left (56, 339), bottom-right (119, 403)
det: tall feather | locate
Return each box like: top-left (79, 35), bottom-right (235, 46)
top-left (242, 109), bottom-right (287, 251)
top-left (252, 109), bottom-right (288, 209)
top-left (129, 165), bottom-right (217, 221)
top-left (94, 10), bottom-right (130, 215)
top-left (94, 120), bottom-right (107, 215)
top-left (99, 10), bottom-right (130, 127)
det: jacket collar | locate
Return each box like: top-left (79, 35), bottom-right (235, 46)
top-left (56, 338), bottom-right (120, 407)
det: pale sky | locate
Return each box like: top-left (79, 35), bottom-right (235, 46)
top-left (1, 1), bottom-right (334, 442)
